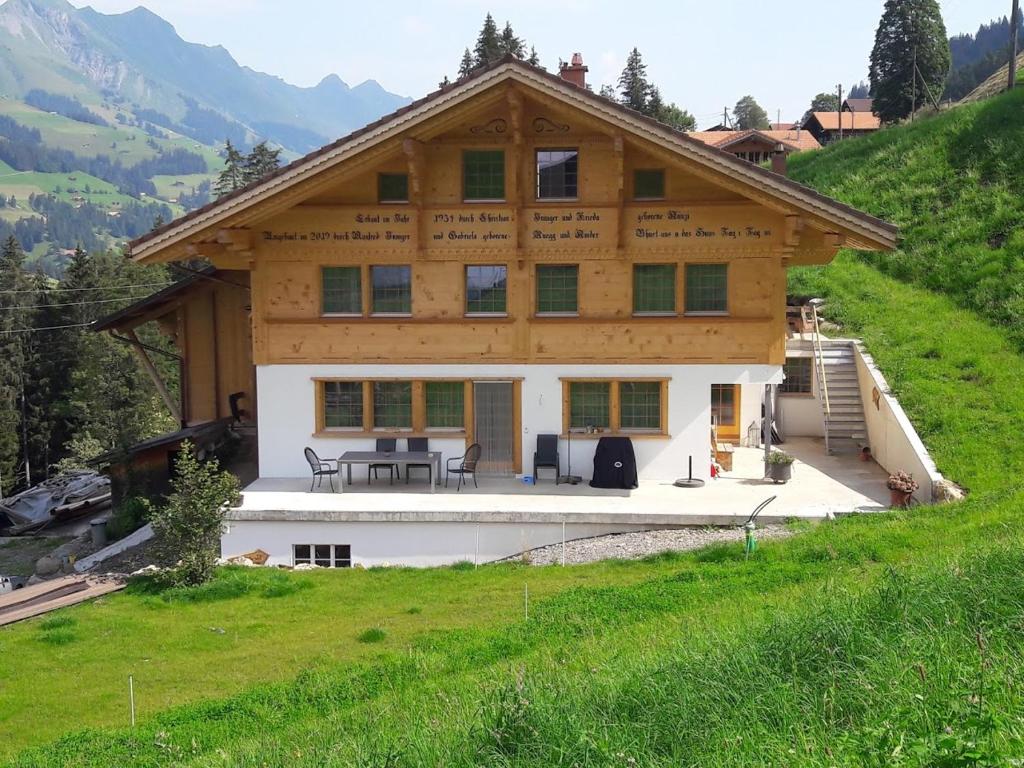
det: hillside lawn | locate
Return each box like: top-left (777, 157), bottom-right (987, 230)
top-left (4, 90), bottom-right (1024, 766)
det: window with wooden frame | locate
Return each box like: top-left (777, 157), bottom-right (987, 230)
top-left (293, 544), bottom-right (351, 568)
top-left (315, 379), bottom-right (473, 436)
top-left (684, 263), bottom-right (728, 315)
top-left (633, 264), bottom-right (676, 315)
top-left (711, 384), bottom-right (737, 428)
top-left (780, 357), bottom-right (814, 394)
top-left (536, 264), bottom-right (578, 315)
top-left (425, 381), bottom-right (465, 429)
top-left (372, 381), bottom-right (412, 429)
top-left (562, 379), bottom-right (669, 437)
top-left (378, 172), bottom-right (409, 203)
top-left (633, 168), bottom-right (665, 200)
top-left (321, 266), bottom-right (362, 315)
top-left (322, 381), bottom-right (363, 429)
top-left (463, 149), bottom-right (505, 201)
top-left (465, 265), bottom-right (508, 315)
top-left (370, 265), bottom-right (411, 315)
top-left (536, 148), bottom-right (579, 200)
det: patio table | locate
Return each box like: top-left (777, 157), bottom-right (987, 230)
top-left (336, 451), bottom-right (442, 493)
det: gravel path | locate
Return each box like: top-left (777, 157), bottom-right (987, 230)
top-left (504, 525), bottom-right (798, 566)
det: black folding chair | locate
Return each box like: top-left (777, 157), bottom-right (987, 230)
top-left (304, 447), bottom-right (337, 492)
top-left (369, 438), bottom-right (399, 484)
top-left (533, 433), bottom-right (560, 483)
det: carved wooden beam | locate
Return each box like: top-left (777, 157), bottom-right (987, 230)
top-left (825, 232), bottom-right (846, 249)
top-left (216, 228), bottom-right (253, 252)
top-left (614, 134), bottom-right (626, 256)
top-left (402, 138), bottom-right (426, 258)
top-left (186, 242), bottom-right (228, 259)
top-left (507, 88), bottom-right (524, 146)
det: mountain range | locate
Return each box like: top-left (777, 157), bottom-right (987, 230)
top-left (0, 0), bottom-right (410, 154)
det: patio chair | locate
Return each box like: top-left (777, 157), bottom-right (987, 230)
top-left (446, 443), bottom-right (482, 491)
top-left (533, 433), bottom-right (560, 483)
top-left (369, 438), bottom-right (399, 484)
top-left (405, 437), bottom-right (432, 484)
top-left (304, 447), bottom-right (338, 492)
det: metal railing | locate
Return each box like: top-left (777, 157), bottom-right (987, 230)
top-left (811, 303), bottom-right (832, 454)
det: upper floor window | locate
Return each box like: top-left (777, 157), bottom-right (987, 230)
top-left (536, 149), bottom-right (578, 199)
top-left (633, 169), bottom-right (665, 200)
top-left (536, 264), bottom-right (578, 315)
top-left (370, 265), bottom-right (411, 315)
top-left (684, 263), bottom-right (728, 315)
top-left (633, 264), bottom-right (676, 315)
top-left (321, 266), bottom-right (362, 315)
top-left (780, 357), bottom-right (814, 394)
top-left (465, 265), bottom-right (508, 315)
top-left (463, 150), bottom-right (505, 201)
top-left (378, 173), bottom-right (409, 203)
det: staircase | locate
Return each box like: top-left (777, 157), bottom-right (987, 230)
top-left (817, 339), bottom-right (868, 454)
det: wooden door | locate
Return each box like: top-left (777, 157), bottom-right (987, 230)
top-left (711, 384), bottom-right (741, 443)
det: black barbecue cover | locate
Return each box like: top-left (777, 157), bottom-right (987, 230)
top-left (589, 436), bottom-right (638, 489)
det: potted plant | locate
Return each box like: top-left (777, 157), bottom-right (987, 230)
top-left (887, 470), bottom-right (919, 507)
top-left (765, 450), bottom-right (795, 483)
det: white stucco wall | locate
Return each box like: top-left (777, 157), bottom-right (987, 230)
top-left (257, 363), bottom-right (782, 484)
top-left (776, 350), bottom-right (826, 438)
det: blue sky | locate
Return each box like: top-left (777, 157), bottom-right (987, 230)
top-left (72, 0), bottom-right (1013, 127)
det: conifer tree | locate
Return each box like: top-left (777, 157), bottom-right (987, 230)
top-left (472, 13), bottom-right (503, 68)
top-left (870, 0), bottom-right (951, 122)
top-left (243, 142), bottom-right (282, 184)
top-left (0, 236), bottom-right (31, 493)
top-left (618, 48), bottom-right (651, 112)
top-left (214, 140), bottom-right (246, 199)
top-left (527, 46), bottom-right (541, 67)
top-left (458, 48), bottom-right (475, 78)
top-left (499, 21), bottom-right (524, 58)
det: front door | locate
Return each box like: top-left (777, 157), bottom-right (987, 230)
top-left (711, 384), bottom-right (741, 443)
top-left (473, 381), bottom-right (515, 475)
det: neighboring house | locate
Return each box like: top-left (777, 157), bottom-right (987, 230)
top-left (801, 111), bottom-right (881, 144)
top-left (106, 54), bottom-right (896, 564)
top-left (842, 98), bottom-right (874, 114)
top-left (689, 128), bottom-right (821, 166)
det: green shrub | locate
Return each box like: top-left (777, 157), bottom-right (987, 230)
top-left (357, 628), bottom-right (386, 644)
top-left (106, 496), bottom-right (151, 541)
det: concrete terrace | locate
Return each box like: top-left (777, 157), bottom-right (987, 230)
top-left (232, 437), bottom-right (891, 527)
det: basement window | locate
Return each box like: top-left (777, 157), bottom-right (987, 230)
top-left (293, 544), bottom-right (352, 568)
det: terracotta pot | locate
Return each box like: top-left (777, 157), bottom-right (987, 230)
top-left (765, 462), bottom-right (792, 484)
top-left (889, 488), bottom-right (913, 508)
top-left (860, 447), bottom-right (872, 462)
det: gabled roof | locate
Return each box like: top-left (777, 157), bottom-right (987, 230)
top-left (842, 98), bottom-right (874, 113)
top-left (130, 56), bottom-right (897, 258)
top-left (91, 265), bottom-right (218, 332)
top-left (804, 111), bottom-right (881, 131)
top-left (691, 128), bottom-right (821, 153)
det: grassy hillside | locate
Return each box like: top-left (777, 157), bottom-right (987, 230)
top-left (788, 87), bottom-right (1024, 348)
top-left (6, 91), bottom-right (1024, 766)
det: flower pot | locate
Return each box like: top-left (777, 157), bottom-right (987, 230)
top-left (889, 488), bottom-right (913, 508)
top-left (765, 462), bottom-right (792, 484)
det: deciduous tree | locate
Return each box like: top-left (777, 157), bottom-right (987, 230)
top-left (810, 92), bottom-right (841, 112)
top-left (733, 95), bottom-right (771, 130)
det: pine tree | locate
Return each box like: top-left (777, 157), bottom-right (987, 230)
top-left (733, 95), bottom-right (771, 129)
top-left (870, 0), bottom-right (951, 122)
top-left (849, 81), bottom-right (871, 99)
top-left (618, 48), bottom-right (651, 112)
top-left (499, 21), bottom-right (524, 58)
top-left (0, 236), bottom-right (31, 494)
top-left (458, 48), bottom-right (475, 78)
top-left (243, 142), bottom-right (282, 184)
top-left (527, 46), bottom-right (541, 67)
top-left (214, 140), bottom-right (246, 199)
top-left (472, 13), bottom-right (503, 68)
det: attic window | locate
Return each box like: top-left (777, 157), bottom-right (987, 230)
top-left (378, 173), bottom-right (409, 203)
top-left (536, 149), bottom-right (578, 199)
top-left (633, 169), bottom-right (665, 200)
top-left (463, 150), bottom-right (505, 201)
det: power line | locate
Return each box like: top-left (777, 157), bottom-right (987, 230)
top-left (0, 294), bottom-right (154, 312)
top-left (0, 281), bottom-right (172, 295)
top-left (0, 322), bottom-right (94, 336)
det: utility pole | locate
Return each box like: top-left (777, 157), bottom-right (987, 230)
top-left (1011, 0), bottom-right (1020, 91)
top-left (837, 83), bottom-right (844, 141)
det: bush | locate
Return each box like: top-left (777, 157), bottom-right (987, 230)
top-left (106, 496), bottom-right (151, 541)
top-left (149, 440), bottom-right (239, 586)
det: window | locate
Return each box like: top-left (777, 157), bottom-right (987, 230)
top-left (373, 381), bottom-right (412, 429)
top-left (536, 149), bottom-right (579, 199)
top-left (634, 169), bottom-right (665, 200)
top-left (293, 544), bottom-right (351, 568)
top-left (619, 382), bottom-right (661, 430)
top-left (711, 384), bottom-right (737, 427)
top-left (463, 150), bottom-right (505, 201)
top-left (371, 265), bottom-right (411, 314)
top-left (425, 381), bottom-right (464, 429)
top-left (465, 265), bottom-right (507, 314)
top-left (569, 382), bottom-right (610, 429)
top-left (321, 266), bottom-right (361, 315)
top-left (323, 381), bottom-right (363, 428)
top-left (536, 265), bottom-right (578, 315)
top-left (378, 173), bottom-right (409, 203)
top-left (633, 264), bottom-right (676, 314)
top-left (781, 357), bottom-right (814, 394)
top-left (685, 263), bottom-right (728, 314)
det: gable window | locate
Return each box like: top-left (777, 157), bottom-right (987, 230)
top-left (293, 544), bottom-right (351, 568)
top-left (372, 381), bottom-right (412, 429)
top-left (536, 149), bottom-right (578, 199)
top-left (465, 265), bottom-right (508, 315)
top-left (685, 263), bottom-right (728, 314)
top-left (370, 265), bottom-right (411, 314)
top-left (425, 381), bottom-right (465, 429)
top-left (378, 173), bottom-right (409, 203)
top-left (633, 264), bottom-right (676, 315)
top-left (321, 266), bottom-right (362, 315)
top-left (536, 264), bottom-right (578, 315)
top-left (569, 381), bottom-right (610, 430)
top-left (634, 169), bottom-right (665, 200)
top-left (780, 357), bottom-right (814, 394)
top-left (463, 150), bottom-right (505, 201)
top-left (323, 381), bottom-right (363, 429)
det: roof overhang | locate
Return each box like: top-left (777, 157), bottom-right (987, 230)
top-left (130, 59), bottom-right (897, 261)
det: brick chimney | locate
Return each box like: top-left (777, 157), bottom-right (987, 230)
top-left (559, 53), bottom-right (588, 88)
top-left (771, 143), bottom-right (788, 176)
